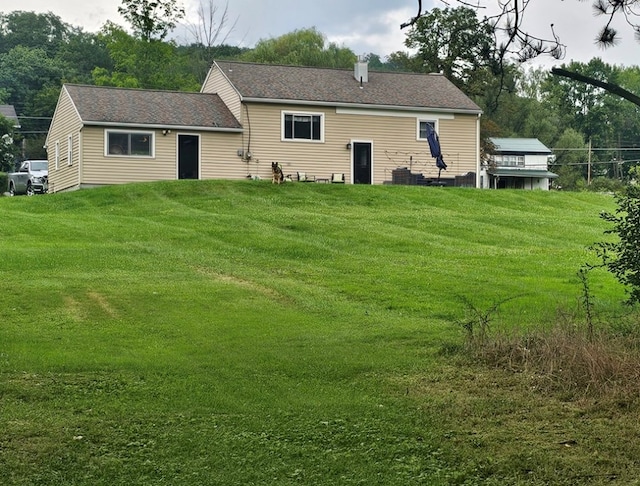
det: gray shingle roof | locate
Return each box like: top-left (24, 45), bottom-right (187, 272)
top-left (214, 61), bottom-right (482, 113)
top-left (490, 138), bottom-right (552, 154)
top-left (0, 104), bottom-right (19, 126)
top-left (64, 84), bottom-right (242, 130)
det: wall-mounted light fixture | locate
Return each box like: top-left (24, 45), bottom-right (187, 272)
top-left (346, 142), bottom-right (352, 150)
top-left (162, 129), bottom-right (172, 136)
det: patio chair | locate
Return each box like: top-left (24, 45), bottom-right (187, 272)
top-left (297, 172), bottom-right (315, 182)
top-left (331, 173), bottom-right (345, 184)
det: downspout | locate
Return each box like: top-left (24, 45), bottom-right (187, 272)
top-left (78, 129), bottom-right (82, 190)
top-left (476, 113), bottom-right (481, 188)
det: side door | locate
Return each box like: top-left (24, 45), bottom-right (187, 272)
top-left (178, 134), bottom-right (200, 180)
top-left (352, 142), bottom-right (373, 184)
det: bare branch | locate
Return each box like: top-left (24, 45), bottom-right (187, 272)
top-left (402, 0), bottom-right (640, 63)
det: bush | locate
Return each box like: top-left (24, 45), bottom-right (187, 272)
top-left (0, 172), bottom-right (7, 195)
top-left (588, 176), bottom-right (626, 193)
top-left (594, 185), bottom-right (640, 304)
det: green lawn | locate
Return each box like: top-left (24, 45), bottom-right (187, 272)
top-left (0, 181), bottom-right (632, 485)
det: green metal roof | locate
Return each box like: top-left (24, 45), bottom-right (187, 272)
top-left (490, 138), bottom-right (552, 154)
top-left (488, 168), bottom-right (558, 179)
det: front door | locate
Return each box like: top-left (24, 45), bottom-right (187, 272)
top-left (353, 142), bottom-right (372, 184)
top-left (178, 134), bottom-right (199, 179)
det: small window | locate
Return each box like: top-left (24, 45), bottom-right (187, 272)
top-left (417, 120), bottom-right (436, 140)
top-left (282, 112), bottom-right (323, 142)
top-left (493, 155), bottom-right (525, 167)
top-left (106, 130), bottom-right (153, 157)
top-left (55, 141), bottom-right (60, 170)
top-left (67, 134), bottom-right (73, 166)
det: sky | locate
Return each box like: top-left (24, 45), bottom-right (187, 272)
top-left (8, 0), bottom-right (640, 68)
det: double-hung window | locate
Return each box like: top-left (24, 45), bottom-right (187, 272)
top-left (417, 120), bottom-right (437, 141)
top-left (106, 130), bottom-right (154, 157)
top-left (282, 112), bottom-right (323, 142)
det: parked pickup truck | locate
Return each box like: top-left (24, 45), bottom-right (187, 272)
top-left (8, 160), bottom-right (49, 196)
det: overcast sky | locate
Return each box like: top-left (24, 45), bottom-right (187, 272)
top-left (8, 0), bottom-right (640, 68)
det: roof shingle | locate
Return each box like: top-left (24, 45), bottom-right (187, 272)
top-left (64, 84), bottom-right (242, 130)
top-left (214, 61), bottom-right (482, 113)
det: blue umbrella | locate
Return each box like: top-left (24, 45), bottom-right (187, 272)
top-left (425, 124), bottom-right (447, 177)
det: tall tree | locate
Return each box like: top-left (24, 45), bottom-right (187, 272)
top-left (93, 22), bottom-right (199, 90)
top-left (0, 46), bottom-right (66, 112)
top-left (403, 0), bottom-right (640, 63)
top-left (118, 0), bottom-right (185, 42)
top-left (0, 11), bottom-right (70, 56)
top-left (241, 28), bottom-right (356, 68)
top-left (395, 7), bottom-right (498, 97)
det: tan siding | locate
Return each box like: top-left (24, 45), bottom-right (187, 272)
top-left (201, 67), bottom-right (242, 121)
top-left (439, 115), bottom-right (478, 176)
top-left (80, 127), bottom-right (245, 185)
top-left (81, 127), bottom-right (176, 185)
top-left (47, 89), bottom-right (83, 193)
top-left (200, 131), bottom-right (246, 179)
top-left (239, 102), bottom-right (479, 184)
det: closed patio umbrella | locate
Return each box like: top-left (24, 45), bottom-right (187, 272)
top-left (425, 124), bottom-right (447, 179)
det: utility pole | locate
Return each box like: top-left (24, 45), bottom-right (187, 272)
top-left (588, 137), bottom-right (592, 185)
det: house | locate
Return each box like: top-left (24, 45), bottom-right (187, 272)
top-left (0, 105), bottom-right (20, 128)
top-left (482, 138), bottom-right (558, 190)
top-left (46, 61), bottom-right (482, 193)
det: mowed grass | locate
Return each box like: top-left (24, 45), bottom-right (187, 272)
top-left (0, 180), bottom-right (631, 484)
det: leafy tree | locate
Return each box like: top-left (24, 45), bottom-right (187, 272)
top-left (118, 0), bottom-right (185, 42)
top-left (551, 128), bottom-right (589, 190)
top-left (403, 0), bottom-right (640, 63)
top-left (241, 27), bottom-right (356, 68)
top-left (385, 50), bottom-right (423, 73)
top-left (94, 22), bottom-right (198, 90)
top-left (0, 11), bottom-right (70, 56)
top-left (0, 114), bottom-right (19, 172)
top-left (594, 185), bottom-right (640, 304)
top-left (401, 7), bottom-right (496, 94)
top-left (0, 46), bottom-right (66, 112)
top-left (55, 29), bottom-right (114, 83)
top-left (542, 59), bottom-right (640, 179)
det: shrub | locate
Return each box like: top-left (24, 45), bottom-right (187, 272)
top-left (0, 172), bottom-right (7, 195)
top-left (593, 185), bottom-right (640, 304)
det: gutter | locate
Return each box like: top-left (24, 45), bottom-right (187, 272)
top-left (241, 97), bottom-right (483, 116)
top-left (82, 121), bottom-right (243, 133)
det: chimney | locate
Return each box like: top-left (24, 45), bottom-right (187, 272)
top-left (354, 61), bottom-right (368, 84)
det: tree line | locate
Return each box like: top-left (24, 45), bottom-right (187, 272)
top-left (1, 5), bottom-right (639, 191)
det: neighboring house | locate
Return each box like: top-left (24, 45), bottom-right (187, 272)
top-left (0, 105), bottom-right (20, 128)
top-left (47, 61), bottom-right (482, 192)
top-left (482, 138), bottom-right (558, 190)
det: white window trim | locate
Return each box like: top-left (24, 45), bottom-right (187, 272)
top-left (416, 119), bottom-right (439, 141)
top-left (104, 129), bottom-right (155, 158)
top-left (281, 110), bottom-right (325, 143)
top-left (67, 134), bottom-right (73, 166)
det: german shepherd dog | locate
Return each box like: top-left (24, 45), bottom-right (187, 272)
top-left (271, 162), bottom-right (284, 184)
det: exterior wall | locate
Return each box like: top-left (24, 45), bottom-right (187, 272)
top-left (236, 102), bottom-right (479, 184)
top-left (77, 127), bottom-right (243, 187)
top-left (46, 89), bottom-right (83, 193)
top-left (524, 153), bottom-right (550, 170)
top-left (201, 67), bottom-right (242, 121)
